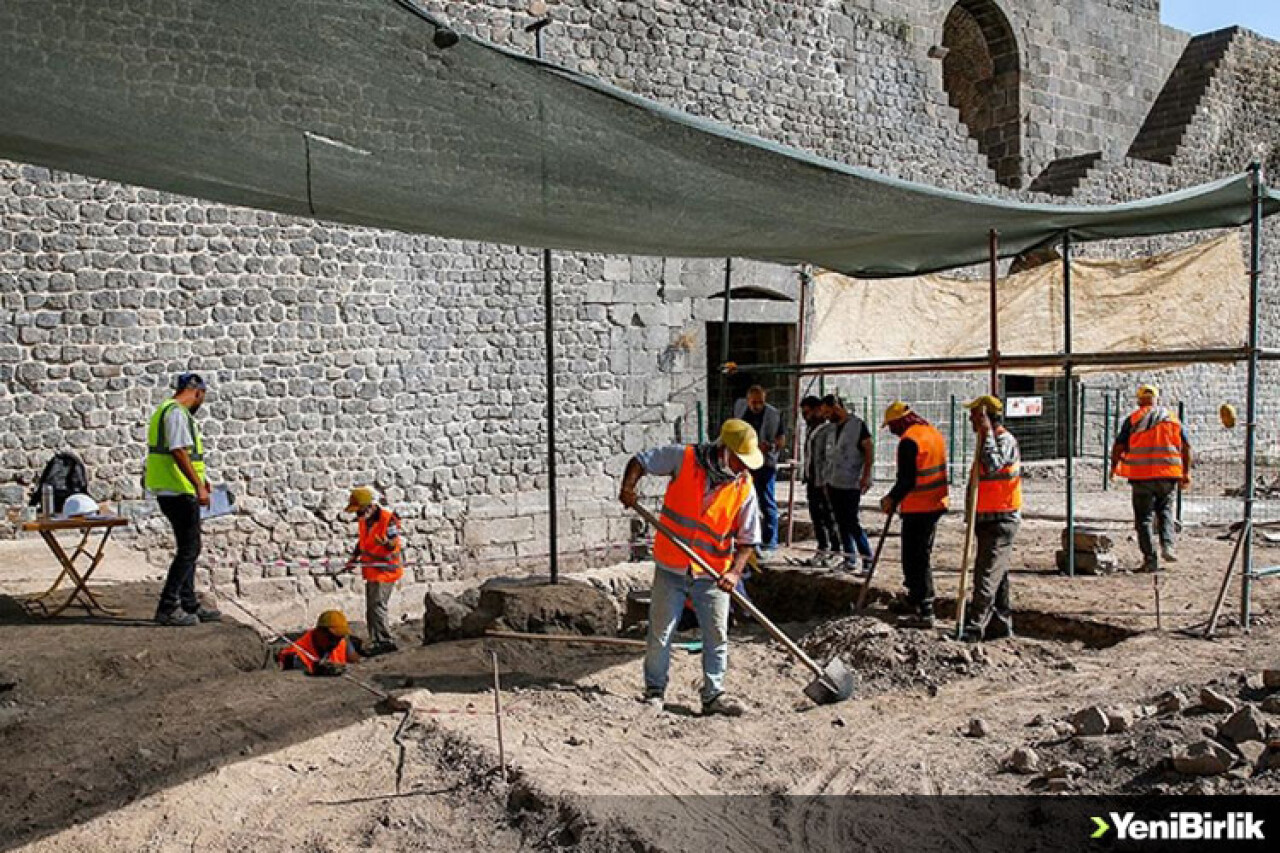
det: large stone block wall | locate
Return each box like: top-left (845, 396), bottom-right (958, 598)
top-left (1, 1), bottom-right (1278, 628)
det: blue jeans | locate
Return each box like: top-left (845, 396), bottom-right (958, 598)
top-left (752, 465), bottom-right (778, 548)
top-left (644, 567), bottom-right (730, 702)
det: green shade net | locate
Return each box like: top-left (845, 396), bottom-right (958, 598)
top-left (1, 0), bottom-right (1276, 277)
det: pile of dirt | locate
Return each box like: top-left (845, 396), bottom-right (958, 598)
top-left (801, 615), bottom-right (1072, 695)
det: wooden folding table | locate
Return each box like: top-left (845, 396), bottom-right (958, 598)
top-left (21, 515), bottom-right (129, 618)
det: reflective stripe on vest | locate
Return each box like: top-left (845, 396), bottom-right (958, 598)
top-left (144, 399), bottom-right (205, 495)
top-left (976, 428), bottom-right (1022, 513)
top-left (1120, 408), bottom-right (1184, 481)
top-left (900, 424), bottom-right (949, 514)
top-left (652, 445), bottom-right (752, 575)
top-left (358, 507), bottom-right (404, 583)
top-left (278, 630), bottom-right (349, 674)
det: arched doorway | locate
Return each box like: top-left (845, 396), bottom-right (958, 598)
top-left (942, 0), bottom-right (1023, 188)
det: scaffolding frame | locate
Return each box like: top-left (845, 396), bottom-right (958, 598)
top-left (730, 162), bottom-right (1272, 628)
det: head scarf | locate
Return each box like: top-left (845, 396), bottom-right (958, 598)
top-left (694, 442), bottom-right (737, 486)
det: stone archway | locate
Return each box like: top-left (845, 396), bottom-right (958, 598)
top-left (942, 0), bottom-right (1023, 188)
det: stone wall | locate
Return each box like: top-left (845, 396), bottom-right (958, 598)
top-left (1, 0), bottom-right (1278, 628)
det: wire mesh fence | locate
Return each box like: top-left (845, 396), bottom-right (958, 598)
top-left (800, 372), bottom-right (1255, 528)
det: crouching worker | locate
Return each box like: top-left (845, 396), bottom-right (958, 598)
top-left (961, 396), bottom-right (1021, 642)
top-left (618, 419), bottom-right (762, 717)
top-left (344, 487), bottom-right (404, 657)
top-left (278, 610), bottom-right (360, 677)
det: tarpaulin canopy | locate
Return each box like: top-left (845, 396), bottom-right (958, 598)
top-left (807, 235), bottom-right (1248, 373)
top-left (1, 0), bottom-right (1277, 277)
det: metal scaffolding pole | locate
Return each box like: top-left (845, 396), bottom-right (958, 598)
top-left (989, 229), bottom-right (999, 394)
top-left (1063, 232), bottom-right (1076, 578)
top-left (1242, 161), bottom-right (1264, 628)
top-left (718, 257), bottom-right (732, 425)
top-left (527, 12), bottom-right (557, 583)
top-left (785, 267), bottom-right (810, 546)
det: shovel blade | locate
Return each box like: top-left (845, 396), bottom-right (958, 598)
top-left (802, 657), bottom-right (855, 705)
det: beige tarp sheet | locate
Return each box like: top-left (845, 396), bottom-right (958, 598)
top-left (806, 235), bottom-right (1247, 374)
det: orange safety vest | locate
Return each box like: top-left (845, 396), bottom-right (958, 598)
top-left (976, 427), bottom-right (1022, 513)
top-left (899, 423), bottom-right (949, 514)
top-left (358, 507), bottom-right (404, 583)
top-left (1118, 407), bottom-right (1184, 481)
top-left (652, 446), bottom-right (753, 576)
top-left (278, 629), bottom-right (349, 674)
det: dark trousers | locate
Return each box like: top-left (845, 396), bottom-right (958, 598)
top-left (828, 487), bottom-right (873, 560)
top-left (157, 494), bottom-right (202, 613)
top-left (900, 510), bottom-right (943, 615)
top-left (1132, 479), bottom-right (1177, 565)
top-left (805, 482), bottom-right (840, 552)
top-left (967, 517), bottom-right (1018, 636)
top-left (752, 465), bottom-right (778, 548)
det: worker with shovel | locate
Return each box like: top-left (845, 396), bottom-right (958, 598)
top-left (960, 396), bottom-right (1021, 642)
top-left (344, 487), bottom-right (404, 657)
top-left (879, 401), bottom-right (949, 629)
top-left (618, 419), bottom-right (762, 717)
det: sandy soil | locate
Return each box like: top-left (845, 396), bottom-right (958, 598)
top-left (3, 517), bottom-right (1280, 852)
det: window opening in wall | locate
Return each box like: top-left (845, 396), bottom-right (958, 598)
top-left (706, 322), bottom-right (796, 433)
top-left (942, 0), bottom-right (1024, 188)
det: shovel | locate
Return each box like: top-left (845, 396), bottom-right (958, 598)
top-left (632, 504), bottom-right (854, 705)
top-left (855, 508), bottom-right (896, 611)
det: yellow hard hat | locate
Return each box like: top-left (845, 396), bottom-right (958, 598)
top-left (316, 610), bottom-right (350, 637)
top-left (344, 486), bottom-right (375, 513)
top-left (1220, 403), bottom-right (1237, 429)
top-left (718, 419), bottom-right (764, 470)
top-left (1137, 384), bottom-right (1158, 400)
top-left (963, 395), bottom-right (1004, 414)
top-left (883, 400), bottom-right (911, 426)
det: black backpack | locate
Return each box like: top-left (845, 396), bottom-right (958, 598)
top-left (29, 452), bottom-right (89, 514)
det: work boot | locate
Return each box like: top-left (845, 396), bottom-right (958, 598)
top-left (960, 623), bottom-right (983, 643)
top-left (364, 640), bottom-right (399, 658)
top-left (1161, 546), bottom-right (1178, 563)
top-left (985, 619), bottom-right (1015, 641)
top-left (887, 596), bottom-right (916, 615)
top-left (701, 692), bottom-right (746, 717)
top-left (641, 688), bottom-right (665, 710)
top-left (897, 610), bottom-right (935, 630)
top-left (193, 606), bottom-right (222, 623)
top-left (155, 608), bottom-right (199, 627)
top-left (1136, 556), bottom-right (1158, 574)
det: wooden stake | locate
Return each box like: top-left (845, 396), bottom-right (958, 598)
top-left (954, 456), bottom-right (981, 639)
top-left (491, 651), bottom-right (507, 783)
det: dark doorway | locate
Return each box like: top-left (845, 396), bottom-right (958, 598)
top-left (706, 322), bottom-right (796, 438)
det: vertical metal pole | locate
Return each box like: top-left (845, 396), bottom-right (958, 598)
top-left (1063, 232), bottom-right (1076, 577)
top-left (1241, 161), bottom-right (1263, 630)
top-left (819, 372), bottom-right (826, 398)
top-left (989, 229), bottom-right (999, 394)
top-left (1102, 394), bottom-right (1111, 492)
top-left (1078, 385), bottom-right (1087, 448)
top-left (719, 258), bottom-right (732, 425)
top-left (1176, 400), bottom-right (1185, 524)
top-left (949, 393), bottom-right (957, 485)
top-left (785, 267), bottom-right (810, 547)
top-left (529, 17), bottom-right (558, 583)
top-left (696, 400), bottom-right (705, 443)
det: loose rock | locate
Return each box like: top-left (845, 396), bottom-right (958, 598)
top-left (1263, 670), bottom-right (1280, 690)
top-left (1003, 747), bottom-right (1040, 775)
top-left (1155, 690), bottom-right (1188, 715)
top-left (1072, 706), bottom-right (1110, 737)
top-left (1236, 741), bottom-right (1266, 768)
top-left (1200, 687), bottom-right (1238, 714)
top-left (1106, 708), bottom-right (1134, 734)
top-left (1261, 696), bottom-right (1280, 714)
top-left (966, 718), bottom-right (990, 738)
top-left (1218, 706), bottom-right (1268, 745)
top-left (1045, 777), bottom-right (1074, 793)
top-left (1171, 740), bottom-right (1235, 776)
top-left (1044, 761), bottom-right (1085, 780)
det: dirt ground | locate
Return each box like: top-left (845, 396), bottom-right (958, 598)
top-left (3, 515), bottom-right (1280, 852)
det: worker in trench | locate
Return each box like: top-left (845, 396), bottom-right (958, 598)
top-left (278, 610), bottom-right (361, 676)
top-left (618, 419), bottom-right (763, 717)
top-left (1109, 384), bottom-right (1193, 572)
top-left (960, 396), bottom-right (1021, 642)
top-left (879, 401), bottom-right (950, 629)
top-left (343, 486), bottom-right (404, 657)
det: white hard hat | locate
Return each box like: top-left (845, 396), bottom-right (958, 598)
top-left (62, 494), bottom-right (99, 518)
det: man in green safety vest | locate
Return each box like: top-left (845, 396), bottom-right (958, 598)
top-left (145, 372), bottom-right (222, 626)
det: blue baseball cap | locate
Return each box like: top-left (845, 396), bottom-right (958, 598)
top-left (174, 372), bottom-right (207, 391)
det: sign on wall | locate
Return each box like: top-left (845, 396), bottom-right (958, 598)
top-left (1006, 396), bottom-right (1044, 418)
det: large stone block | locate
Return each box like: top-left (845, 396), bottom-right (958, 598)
top-left (474, 577), bottom-right (619, 636)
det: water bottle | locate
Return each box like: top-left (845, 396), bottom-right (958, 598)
top-left (41, 484), bottom-right (54, 518)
